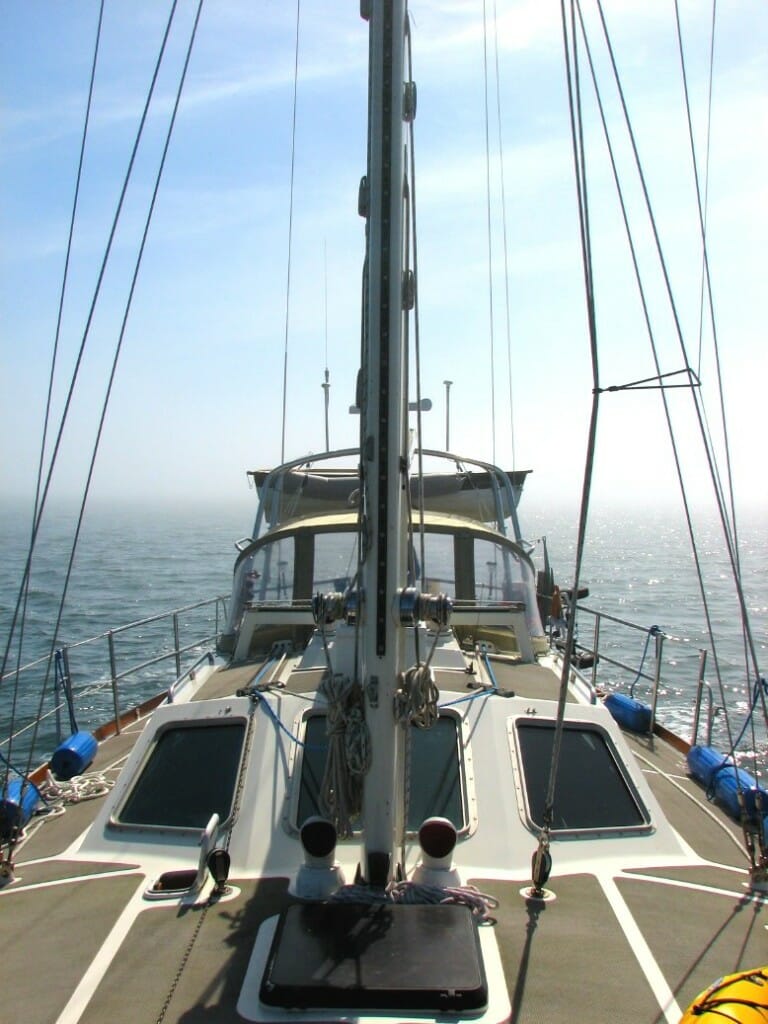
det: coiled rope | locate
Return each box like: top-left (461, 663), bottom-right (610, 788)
top-left (394, 665), bottom-right (439, 729)
top-left (42, 770), bottom-right (113, 805)
top-left (319, 673), bottom-right (370, 838)
top-left (394, 625), bottom-right (443, 727)
top-left (8, 770), bottom-right (115, 849)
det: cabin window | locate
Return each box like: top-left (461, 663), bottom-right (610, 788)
top-left (238, 539), bottom-right (295, 604)
top-left (473, 539), bottom-right (543, 635)
top-left (474, 539), bottom-right (505, 602)
top-left (313, 532), bottom-right (358, 593)
top-left (295, 714), bottom-right (465, 833)
top-left (116, 721), bottom-right (245, 831)
top-left (515, 720), bottom-right (648, 833)
top-left (419, 533), bottom-right (456, 597)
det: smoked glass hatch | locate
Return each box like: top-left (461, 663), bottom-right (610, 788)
top-left (516, 720), bottom-right (648, 832)
top-left (297, 714), bottom-right (465, 832)
top-left (118, 721), bottom-right (245, 830)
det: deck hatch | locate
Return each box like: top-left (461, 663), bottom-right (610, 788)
top-left (296, 713), bottom-right (465, 832)
top-left (515, 719), bottom-right (649, 833)
top-left (260, 902), bottom-right (487, 1012)
top-left (116, 720), bottom-right (245, 831)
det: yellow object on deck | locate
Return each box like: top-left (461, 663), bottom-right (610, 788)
top-left (679, 967), bottom-right (768, 1022)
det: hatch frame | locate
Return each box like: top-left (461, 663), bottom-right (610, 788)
top-left (508, 714), bottom-right (654, 839)
top-left (283, 706), bottom-right (478, 838)
top-left (108, 712), bottom-right (249, 837)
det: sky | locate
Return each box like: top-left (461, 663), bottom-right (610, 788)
top-left (1, 0), bottom-right (766, 521)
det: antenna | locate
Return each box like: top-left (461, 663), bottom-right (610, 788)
top-left (443, 380), bottom-right (453, 450)
top-left (322, 240), bottom-right (331, 451)
top-left (322, 369), bottom-right (330, 452)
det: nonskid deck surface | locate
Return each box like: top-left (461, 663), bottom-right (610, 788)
top-left (2, 862), bottom-right (763, 1023)
top-left (190, 654), bottom-right (572, 702)
top-left (2, 661), bottom-right (765, 1024)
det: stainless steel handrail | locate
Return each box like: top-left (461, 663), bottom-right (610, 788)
top-left (168, 651), bottom-right (216, 703)
top-left (1, 595), bottom-right (228, 750)
top-left (563, 602), bottom-right (714, 738)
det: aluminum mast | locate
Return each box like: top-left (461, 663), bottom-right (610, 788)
top-left (359, 0), bottom-right (410, 885)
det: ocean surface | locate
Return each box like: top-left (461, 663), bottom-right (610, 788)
top-left (1, 496), bottom-right (766, 777)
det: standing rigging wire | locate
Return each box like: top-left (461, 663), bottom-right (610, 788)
top-left (589, 1), bottom-right (765, 749)
top-left (33, 0), bottom-right (105, 532)
top-left (693, 0), bottom-right (717, 384)
top-left (572, 4), bottom-right (745, 775)
top-left (674, 0), bottom-right (740, 571)
top-left (280, 0), bottom-right (302, 464)
top-left (671, 0), bottom-right (767, 776)
top-left (575, 1), bottom-right (764, 870)
top-left (2, 1), bottom-right (206, 858)
top-left (491, 0), bottom-right (517, 470)
top-left (1, 0), bottom-right (105, 797)
top-left (1, 0), bottom-right (187, 779)
top-left (673, 0), bottom-right (759, 734)
top-left (481, 0), bottom-right (498, 466)
top-left (529, 0), bottom-right (603, 897)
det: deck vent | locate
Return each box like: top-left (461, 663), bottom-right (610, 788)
top-left (292, 816), bottom-right (344, 899)
top-left (412, 816), bottom-right (461, 887)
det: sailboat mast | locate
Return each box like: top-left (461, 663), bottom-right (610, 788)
top-left (359, 0), bottom-right (409, 884)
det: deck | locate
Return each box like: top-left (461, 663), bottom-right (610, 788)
top-left (1, 658), bottom-right (765, 1024)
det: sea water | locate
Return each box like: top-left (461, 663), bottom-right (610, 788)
top-left (1, 497), bottom-right (766, 774)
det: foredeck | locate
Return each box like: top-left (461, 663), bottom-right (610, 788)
top-left (2, 657), bottom-right (765, 1024)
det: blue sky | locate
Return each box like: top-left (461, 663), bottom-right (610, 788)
top-left (1, 1), bottom-right (766, 517)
